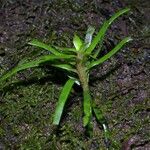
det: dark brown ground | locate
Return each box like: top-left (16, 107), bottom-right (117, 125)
top-left (0, 0), bottom-right (149, 149)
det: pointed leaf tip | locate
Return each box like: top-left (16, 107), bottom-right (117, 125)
top-left (85, 8), bottom-right (131, 55)
top-left (28, 39), bottom-right (61, 55)
top-left (73, 34), bottom-right (83, 51)
top-left (84, 26), bottom-right (95, 50)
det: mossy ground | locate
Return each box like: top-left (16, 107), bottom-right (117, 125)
top-left (0, 0), bottom-right (149, 149)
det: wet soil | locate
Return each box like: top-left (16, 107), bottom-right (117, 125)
top-left (0, 0), bottom-right (149, 149)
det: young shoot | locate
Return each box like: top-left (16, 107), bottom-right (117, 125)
top-left (0, 8), bottom-right (132, 145)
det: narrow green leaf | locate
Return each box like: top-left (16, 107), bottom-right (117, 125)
top-left (86, 8), bottom-right (130, 55)
top-left (73, 34), bottom-right (83, 51)
top-left (0, 55), bottom-right (75, 82)
top-left (88, 37), bottom-right (132, 69)
top-left (83, 90), bottom-right (92, 127)
top-left (92, 102), bottom-right (111, 147)
top-left (53, 79), bottom-right (75, 125)
top-left (83, 26), bottom-right (95, 50)
top-left (93, 44), bottom-right (103, 58)
top-left (28, 39), bottom-right (61, 55)
top-left (53, 45), bottom-right (77, 53)
top-left (52, 64), bottom-right (77, 73)
top-left (92, 102), bottom-right (106, 124)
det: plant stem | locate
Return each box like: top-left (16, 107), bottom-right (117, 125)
top-left (76, 52), bottom-right (92, 126)
top-left (76, 52), bottom-right (89, 91)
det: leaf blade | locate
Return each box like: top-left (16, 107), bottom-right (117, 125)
top-left (92, 102), bottom-right (107, 125)
top-left (83, 26), bottom-right (95, 50)
top-left (88, 37), bottom-right (132, 69)
top-left (0, 55), bottom-right (75, 82)
top-left (73, 34), bottom-right (83, 51)
top-left (28, 39), bottom-right (61, 55)
top-left (86, 8), bottom-right (130, 55)
top-left (53, 45), bottom-right (77, 53)
top-left (53, 78), bottom-right (75, 125)
top-left (92, 103), bottom-right (111, 147)
top-left (52, 64), bottom-right (77, 73)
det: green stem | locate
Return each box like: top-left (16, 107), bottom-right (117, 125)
top-left (76, 52), bottom-right (92, 126)
top-left (76, 52), bottom-right (89, 91)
